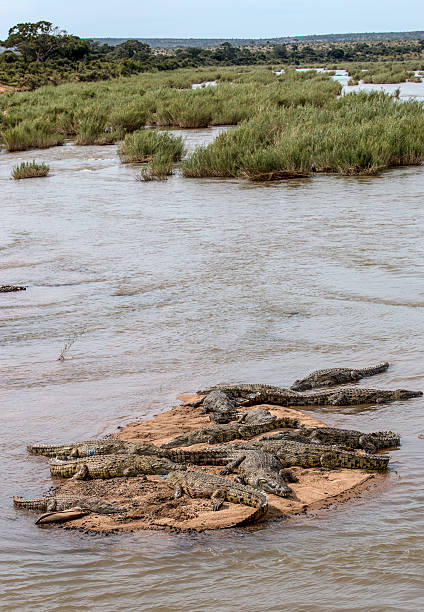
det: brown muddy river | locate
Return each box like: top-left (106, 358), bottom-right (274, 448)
top-left (1, 127), bottom-right (424, 611)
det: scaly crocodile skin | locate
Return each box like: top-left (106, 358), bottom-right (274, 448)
top-left (160, 416), bottom-right (300, 448)
top-left (13, 496), bottom-right (125, 514)
top-left (163, 449), bottom-right (296, 497)
top-left (216, 440), bottom-right (390, 470)
top-left (27, 440), bottom-right (158, 458)
top-left (264, 427), bottom-right (400, 453)
top-left (290, 362), bottom-right (390, 390)
top-left (49, 454), bottom-right (185, 479)
top-left (165, 470), bottom-right (268, 526)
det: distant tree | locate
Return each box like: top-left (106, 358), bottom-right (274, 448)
top-left (328, 48), bottom-right (345, 60)
top-left (2, 21), bottom-right (90, 63)
top-left (113, 40), bottom-right (151, 61)
top-left (272, 44), bottom-right (288, 59)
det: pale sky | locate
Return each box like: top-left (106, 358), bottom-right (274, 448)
top-left (1, 0), bottom-right (423, 40)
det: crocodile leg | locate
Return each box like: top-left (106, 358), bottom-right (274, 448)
top-left (172, 483), bottom-right (183, 499)
top-left (219, 455), bottom-right (246, 476)
top-left (211, 490), bottom-right (225, 511)
top-left (319, 451), bottom-right (339, 469)
top-left (358, 435), bottom-right (377, 453)
top-left (279, 468), bottom-right (299, 483)
top-left (72, 464), bottom-right (89, 480)
top-left (46, 500), bottom-right (57, 511)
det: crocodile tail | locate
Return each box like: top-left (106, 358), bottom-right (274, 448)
top-left (357, 362), bottom-right (390, 377)
top-left (164, 449), bottom-right (229, 465)
top-left (27, 444), bottom-right (71, 456)
top-left (13, 496), bottom-right (49, 509)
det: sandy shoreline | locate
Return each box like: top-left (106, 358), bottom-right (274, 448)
top-left (35, 394), bottom-right (385, 533)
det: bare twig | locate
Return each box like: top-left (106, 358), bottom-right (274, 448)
top-left (57, 330), bottom-right (86, 361)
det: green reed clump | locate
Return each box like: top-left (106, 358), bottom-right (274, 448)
top-left (12, 160), bottom-right (50, 179)
top-left (1, 122), bottom-right (64, 152)
top-left (139, 155), bottom-right (174, 181)
top-left (183, 91), bottom-right (424, 178)
top-left (119, 129), bottom-right (184, 163)
top-left (75, 110), bottom-right (123, 145)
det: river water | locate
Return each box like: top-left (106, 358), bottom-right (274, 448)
top-left (1, 127), bottom-right (424, 611)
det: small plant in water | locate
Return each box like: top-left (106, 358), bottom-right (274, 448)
top-left (57, 330), bottom-right (85, 361)
top-left (12, 161), bottom-right (50, 180)
top-left (138, 155), bottom-right (174, 181)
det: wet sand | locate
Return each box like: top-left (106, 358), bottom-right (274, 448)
top-left (39, 395), bottom-right (380, 533)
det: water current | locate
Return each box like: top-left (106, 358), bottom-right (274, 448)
top-left (1, 124), bottom-right (424, 611)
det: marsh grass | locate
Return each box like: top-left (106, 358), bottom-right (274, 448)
top-left (12, 160), bottom-right (50, 179)
top-left (183, 92), bottom-right (424, 178)
top-left (2, 66), bottom-right (424, 177)
top-left (2, 123), bottom-right (64, 152)
top-left (139, 155), bottom-right (174, 181)
top-left (119, 129), bottom-right (184, 163)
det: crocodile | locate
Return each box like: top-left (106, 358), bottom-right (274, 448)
top-left (208, 387), bottom-right (422, 408)
top-left (264, 427), bottom-right (400, 453)
top-left (160, 416), bottom-right (300, 448)
top-left (165, 470), bottom-right (268, 526)
top-left (49, 454), bottom-right (185, 479)
top-left (13, 495), bottom-right (125, 514)
top-left (216, 439), bottom-right (390, 470)
top-left (197, 383), bottom-right (291, 396)
top-left (0, 285), bottom-right (26, 292)
top-left (219, 450), bottom-right (298, 497)
top-left (210, 408), bottom-right (278, 425)
top-left (202, 389), bottom-right (237, 415)
top-left (27, 440), bottom-right (159, 458)
top-left (196, 384), bottom-right (421, 408)
top-left (163, 448), bottom-right (297, 497)
top-left (290, 362), bottom-right (390, 391)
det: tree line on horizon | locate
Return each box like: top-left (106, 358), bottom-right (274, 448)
top-left (1, 21), bottom-right (424, 89)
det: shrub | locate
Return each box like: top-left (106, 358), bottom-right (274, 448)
top-left (119, 129), bottom-right (184, 163)
top-left (12, 160), bottom-right (49, 179)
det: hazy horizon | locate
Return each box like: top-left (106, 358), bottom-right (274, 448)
top-left (1, 0), bottom-right (423, 41)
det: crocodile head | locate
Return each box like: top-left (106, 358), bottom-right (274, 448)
top-left (248, 472), bottom-right (293, 498)
top-left (290, 379), bottom-right (311, 391)
top-left (133, 442), bottom-right (162, 456)
top-left (396, 389), bottom-right (423, 400)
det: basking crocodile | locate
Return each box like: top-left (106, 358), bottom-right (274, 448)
top-left (207, 387), bottom-right (421, 408)
top-left (160, 416), bottom-right (300, 448)
top-left (13, 495), bottom-right (125, 514)
top-left (210, 408), bottom-right (278, 425)
top-left (27, 440), bottom-right (159, 458)
top-left (290, 362), bottom-right (390, 391)
top-left (219, 450), bottom-right (298, 497)
top-left (49, 454), bottom-right (185, 479)
top-left (163, 448), bottom-right (297, 497)
top-left (202, 389), bottom-right (237, 415)
top-left (165, 470), bottom-right (268, 526)
top-left (195, 383), bottom-right (291, 403)
top-left (195, 384), bottom-right (421, 407)
top-left (264, 427), bottom-right (400, 453)
top-left (216, 439), bottom-right (390, 470)
top-left (0, 285), bottom-right (26, 292)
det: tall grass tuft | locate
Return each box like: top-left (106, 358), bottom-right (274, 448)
top-left (119, 129), bottom-right (184, 163)
top-left (12, 160), bottom-right (50, 179)
top-left (2, 122), bottom-right (64, 152)
top-left (139, 155), bottom-right (174, 181)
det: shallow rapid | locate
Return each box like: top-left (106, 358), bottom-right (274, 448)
top-left (1, 127), bottom-right (423, 611)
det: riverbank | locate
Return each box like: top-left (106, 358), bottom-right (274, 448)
top-left (40, 395), bottom-right (382, 533)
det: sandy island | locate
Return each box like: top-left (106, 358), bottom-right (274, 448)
top-left (38, 394), bottom-right (386, 533)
